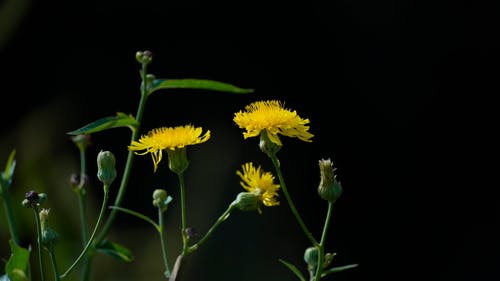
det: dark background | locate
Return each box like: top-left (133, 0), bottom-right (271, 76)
top-left (0, 1), bottom-right (498, 281)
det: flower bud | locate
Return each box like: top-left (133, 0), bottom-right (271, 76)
top-left (304, 246), bottom-right (319, 273)
top-left (40, 209), bottom-right (59, 249)
top-left (97, 150), bottom-right (117, 186)
top-left (152, 189), bottom-right (172, 211)
top-left (317, 159), bottom-right (342, 203)
top-left (166, 148), bottom-right (189, 175)
top-left (232, 191), bottom-right (261, 212)
top-left (38, 193), bottom-right (48, 205)
top-left (24, 190), bottom-right (39, 207)
top-left (71, 134), bottom-right (92, 151)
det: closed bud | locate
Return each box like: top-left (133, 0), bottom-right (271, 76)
top-left (317, 159), bottom-right (342, 203)
top-left (152, 189), bottom-right (172, 211)
top-left (97, 150), bottom-right (117, 186)
top-left (24, 190), bottom-right (39, 207)
top-left (71, 134), bottom-right (91, 151)
top-left (304, 246), bottom-right (319, 274)
top-left (232, 191), bottom-right (261, 212)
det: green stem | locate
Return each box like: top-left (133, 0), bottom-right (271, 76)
top-left (60, 185), bottom-right (109, 279)
top-left (1, 185), bottom-right (20, 245)
top-left (313, 202), bottom-right (333, 281)
top-left (94, 62), bottom-right (148, 245)
top-left (48, 249), bottom-right (61, 281)
top-left (33, 206), bottom-right (46, 281)
top-left (268, 154), bottom-right (318, 247)
top-left (177, 172), bottom-right (189, 255)
top-left (188, 204), bottom-right (235, 253)
top-left (158, 207), bottom-right (171, 278)
top-left (77, 147), bottom-right (91, 281)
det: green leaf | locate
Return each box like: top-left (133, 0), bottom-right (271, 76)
top-left (278, 259), bottom-right (306, 281)
top-left (5, 240), bottom-right (30, 281)
top-left (1, 150), bottom-right (16, 190)
top-left (96, 240), bottom-right (134, 263)
top-left (67, 112), bottom-right (139, 135)
top-left (148, 79), bottom-right (254, 96)
top-left (321, 264), bottom-right (359, 277)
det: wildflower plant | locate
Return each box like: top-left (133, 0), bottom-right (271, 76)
top-left (0, 50), bottom-right (357, 281)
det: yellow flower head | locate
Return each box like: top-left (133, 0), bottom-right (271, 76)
top-left (236, 162), bottom-right (280, 209)
top-left (233, 100), bottom-right (313, 146)
top-left (128, 125), bottom-right (210, 172)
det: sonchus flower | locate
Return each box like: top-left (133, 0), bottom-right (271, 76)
top-left (234, 162), bottom-right (280, 213)
top-left (233, 100), bottom-right (314, 146)
top-left (128, 125), bottom-right (211, 173)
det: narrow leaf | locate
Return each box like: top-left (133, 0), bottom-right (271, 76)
top-left (278, 259), bottom-right (306, 281)
top-left (5, 240), bottom-right (30, 281)
top-left (148, 79), bottom-right (254, 96)
top-left (67, 112), bottom-right (138, 135)
top-left (108, 206), bottom-right (159, 230)
top-left (1, 150), bottom-right (16, 190)
top-left (96, 240), bottom-right (134, 263)
top-left (321, 264), bottom-right (359, 277)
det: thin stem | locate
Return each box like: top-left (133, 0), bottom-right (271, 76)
top-left (177, 172), bottom-right (189, 255)
top-left (313, 202), bottom-right (333, 281)
top-left (268, 154), bottom-right (318, 246)
top-left (1, 185), bottom-right (20, 245)
top-left (158, 207), bottom-right (171, 278)
top-left (33, 206), bottom-right (46, 281)
top-left (94, 62), bottom-right (148, 244)
top-left (60, 186), bottom-right (109, 279)
top-left (188, 204), bottom-right (235, 253)
top-left (48, 249), bottom-right (60, 281)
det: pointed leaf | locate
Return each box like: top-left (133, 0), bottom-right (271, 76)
top-left (148, 79), bottom-right (254, 96)
top-left (278, 259), bottom-right (306, 281)
top-left (67, 112), bottom-right (139, 135)
top-left (321, 264), bottom-right (359, 277)
top-left (5, 240), bottom-right (30, 281)
top-left (1, 150), bottom-right (16, 190)
top-left (96, 240), bottom-right (134, 263)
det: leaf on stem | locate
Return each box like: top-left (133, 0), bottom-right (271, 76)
top-left (321, 264), bottom-right (359, 277)
top-left (148, 79), bottom-right (254, 96)
top-left (96, 240), bottom-right (134, 263)
top-left (5, 240), bottom-right (30, 281)
top-left (278, 259), bottom-right (306, 281)
top-left (67, 112), bottom-right (139, 135)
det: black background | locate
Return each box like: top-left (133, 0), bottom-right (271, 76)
top-left (0, 1), bottom-right (498, 281)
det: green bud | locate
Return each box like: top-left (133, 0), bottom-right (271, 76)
top-left (304, 246), bottom-right (319, 273)
top-left (232, 191), bottom-right (261, 212)
top-left (38, 193), bottom-right (47, 205)
top-left (39, 209), bottom-right (59, 249)
top-left (166, 148), bottom-right (189, 175)
top-left (259, 131), bottom-right (281, 157)
top-left (152, 189), bottom-right (171, 211)
top-left (21, 199), bottom-right (31, 208)
top-left (317, 159), bottom-right (342, 203)
top-left (135, 51), bottom-right (144, 63)
top-left (97, 150), bottom-right (117, 186)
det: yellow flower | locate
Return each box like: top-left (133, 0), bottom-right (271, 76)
top-left (128, 125), bottom-right (210, 172)
top-left (233, 100), bottom-right (313, 146)
top-left (236, 162), bottom-right (280, 210)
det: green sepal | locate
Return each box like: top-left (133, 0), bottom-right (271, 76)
top-left (147, 79), bottom-right (254, 96)
top-left (96, 240), bottom-right (134, 263)
top-left (1, 150), bottom-right (16, 191)
top-left (67, 112), bottom-right (139, 135)
top-left (321, 264), bottom-right (359, 277)
top-left (278, 259), bottom-right (306, 281)
top-left (5, 240), bottom-right (30, 281)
